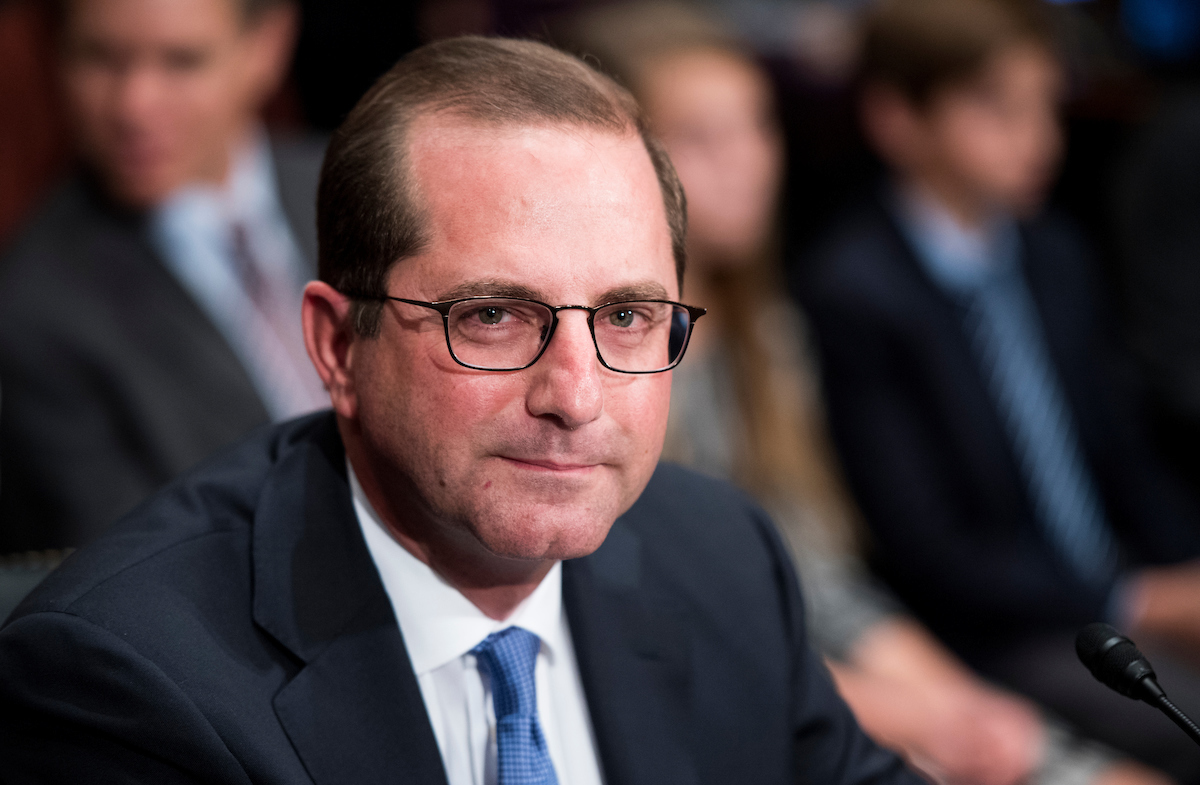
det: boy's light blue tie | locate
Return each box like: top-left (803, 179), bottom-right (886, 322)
top-left (472, 627), bottom-right (559, 785)
top-left (960, 232), bottom-right (1119, 588)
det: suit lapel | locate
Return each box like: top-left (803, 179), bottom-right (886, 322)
top-left (564, 519), bottom-right (700, 785)
top-left (252, 417), bottom-right (448, 785)
top-left (81, 181), bottom-right (273, 467)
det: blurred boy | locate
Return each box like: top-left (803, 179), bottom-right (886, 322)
top-left (800, 0), bottom-right (1200, 779)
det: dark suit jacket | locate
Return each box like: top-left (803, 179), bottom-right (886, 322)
top-left (0, 412), bottom-right (920, 785)
top-left (0, 137), bottom-right (324, 552)
top-left (796, 196), bottom-right (1200, 661)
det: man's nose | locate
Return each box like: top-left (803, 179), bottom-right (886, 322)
top-left (112, 64), bottom-right (164, 126)
top-left (524, 310), bottom-right (604, 429)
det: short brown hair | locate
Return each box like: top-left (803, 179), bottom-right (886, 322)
top-left (317, 35), bottom-right (688, 337)
top-left (860, 0), bottom-right (1055, 106)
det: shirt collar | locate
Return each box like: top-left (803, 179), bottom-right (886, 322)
top-left (889, 178), bottom-right (1019, 295)
top-left (348, 459), bottom-right (567, 676)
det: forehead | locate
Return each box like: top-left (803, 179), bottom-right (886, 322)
top-left (66, 0), bottom-right (241, 44)
top-left (987, 44), bottom-right (1062, 91)
top-left (396, 116), bottom-right (677, 303)
top-left (644, 49), bottom-right (770, 118)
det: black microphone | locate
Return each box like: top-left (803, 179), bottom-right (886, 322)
top-left (1076, 623), bottom-right (1200, 747)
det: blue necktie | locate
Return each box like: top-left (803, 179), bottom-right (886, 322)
top-left (962, 242), bottom-right (1119, 588)
top-left (472, 627), bottom-right (559, 785)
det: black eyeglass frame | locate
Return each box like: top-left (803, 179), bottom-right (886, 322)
top-left (346, 292), bottom-right (707, 374)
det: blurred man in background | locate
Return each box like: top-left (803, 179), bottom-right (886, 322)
top-left (0, 0), bottom-right (326, 562)
top-left (800, 0), bottom-right (1200, 780)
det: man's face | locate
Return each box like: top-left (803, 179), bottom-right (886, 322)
top-left (922, 44), bottom-right (1064, 214)
top-left (61, 0), bottom-right (286, 207)
top-left (641, 49), bottom-right (783, 270)
top-left (350, 120), bottom-right (677, 563)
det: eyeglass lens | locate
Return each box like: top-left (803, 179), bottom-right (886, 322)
top-left (445, 299), bottom-right (693, 372)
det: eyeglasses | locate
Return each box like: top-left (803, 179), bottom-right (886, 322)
top-left (348, 293), bottom-right (707, 374)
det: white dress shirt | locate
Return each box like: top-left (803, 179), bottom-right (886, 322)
top-left (890, 178), bottom-right (1006, 289)
top-left (349, 464), bottom-right (605, 785)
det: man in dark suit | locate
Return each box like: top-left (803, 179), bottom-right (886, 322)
top-left (0, 0), bottom-right (325, 555)
top-left (0, 36), bottom-right (923, 785)
top-left (798, 0), bottom-right (1200, 779)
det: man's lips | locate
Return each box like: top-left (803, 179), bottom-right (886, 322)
top-left (499, 456), bottom-right (601, 472)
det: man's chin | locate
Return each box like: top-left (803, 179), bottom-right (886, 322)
top-left (469, 503), bottom-right (618, 563)
top-left (102, 166), bottom-right (181, 209)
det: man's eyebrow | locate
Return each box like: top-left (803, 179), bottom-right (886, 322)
top-left (595, 282), bottom-right (671, 304)
top-left (437, 281), bottom-right (545, 301)
top-left (436, 280), bottom-right (673, 305)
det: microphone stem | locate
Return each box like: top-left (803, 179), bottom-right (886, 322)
top-left (1155, 695), bottom-right (1200, 748)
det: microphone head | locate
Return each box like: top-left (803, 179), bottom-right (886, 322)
top-left (1076, 622), bottom-right (1125, 664)
top-left (1076, 623), bottom-right (1162, 702)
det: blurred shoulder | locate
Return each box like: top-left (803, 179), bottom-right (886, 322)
top-left (626, 463), bottom-right (789, 575)
top-left (593, 464), bottom-right (806, 662)
top-left (636, 461), bottom-right (760, 512)
top-left (1022, 207), bottom-right (1093, 263)
top-left (1020, 207), bottom-right (1102, 298)
top-left (798, 193), bottom-right (917, 308)
top-left (0, 176), bottom-right (114, 279)
top-left (0, 175), bottom-right (148, 333)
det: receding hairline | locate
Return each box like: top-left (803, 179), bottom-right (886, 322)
top-left (387, 108), bottom-right (677, 277)
top-left (406, 106), bottom-right (642, 147)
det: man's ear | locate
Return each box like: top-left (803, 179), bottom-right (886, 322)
top-left (303, 281), bottom-right (358, 420)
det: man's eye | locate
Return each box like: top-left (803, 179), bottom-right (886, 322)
top-left (162, 48), bottom-right (208, 73)
top-left (609, 309), bottom-right (637, 328)
top-left (476, 306), bottom-right (506, 325)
